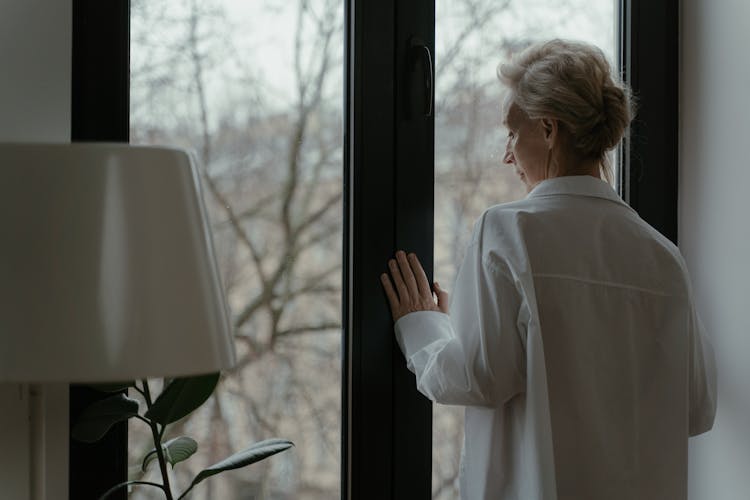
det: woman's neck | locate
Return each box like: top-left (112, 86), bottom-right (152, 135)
top-left (549, 148), bottom-right (601, 179)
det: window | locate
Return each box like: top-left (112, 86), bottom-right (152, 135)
top-left (433, 2), bottom-right (617, 496)
top-left (128, 1), bottom-right (343, 498)
top-left (70, 1), bottom-right (678, 498)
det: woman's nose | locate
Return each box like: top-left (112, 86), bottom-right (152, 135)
top-left (503, 149), bottom-right (514, 165)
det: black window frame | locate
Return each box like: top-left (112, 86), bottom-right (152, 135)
top-left (619, 0), bottom-right (679, 243)
top-left (343, 0), bottom-right (434, 498)
top-left (70, 0), bottom-right (678, 498)
top-left (69, 1), bottom-right (130, 499)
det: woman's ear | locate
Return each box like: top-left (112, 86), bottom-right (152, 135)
top-left (541, 117), bottom-right (558, 149)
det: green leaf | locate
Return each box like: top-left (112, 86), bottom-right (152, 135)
top-left (71, 394), bottom-right (139, 443)
top-left (86, 381), bottom-right (134, 393)
top-left (144, 373), bottom-right (220, 426)
top-left (142, 436), bottom-right (198, 472)
top-left (164, 436), bottom-right (198, 466)
top-left (177, 439), bottom-right (293, 500)
top-left (141, 448), bottom-right (159, 473)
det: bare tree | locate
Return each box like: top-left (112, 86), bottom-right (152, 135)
top-left (130, 0), bottom-right (342, 497)
top-left (128, 0), bottom-right (602, 497)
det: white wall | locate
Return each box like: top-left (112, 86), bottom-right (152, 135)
top-left (0, 1), bottom-right (71, 141)
top-left (0, 1), bottom-right (72, 498)
top-left (681, 0), bottom-right (750, 498)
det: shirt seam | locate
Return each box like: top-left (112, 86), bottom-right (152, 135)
top-left (482, 254), bottom-right (518, 283)
top-left (532, 272), bottom-right (675, 297)
top-left (526, 192), bottom-right (631, 207)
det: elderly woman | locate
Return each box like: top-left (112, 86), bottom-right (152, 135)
top-left (381, 39), bottom-right (716, 500)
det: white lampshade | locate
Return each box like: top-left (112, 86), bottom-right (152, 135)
top-left (0, 143), bottom-right (236, 382)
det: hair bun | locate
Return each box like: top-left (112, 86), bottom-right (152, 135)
top-left (582, 83), bottom-right (633, 156)
top-left (498, 39), bottom-right (636, 180)
top-left (601, 83), bottom-right (632, 149)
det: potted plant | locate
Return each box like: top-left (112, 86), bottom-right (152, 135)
top-left (73, 373), bottom-right (293, 499)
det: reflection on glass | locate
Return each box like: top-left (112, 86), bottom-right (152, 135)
top-left (129, 1), bottom-right (343, 498)
top-left (433, 1), bottom-right (616, 497)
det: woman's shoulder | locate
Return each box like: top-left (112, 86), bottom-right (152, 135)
top-left (476, 198), bottom-right (539, 232)
top-left (468, 200), bottom-right (538, 258)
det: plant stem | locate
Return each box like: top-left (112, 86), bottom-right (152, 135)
top-left (99, 480), bottom-right (165, 500)
top-left (134, 414), bottom-right (152, 426)
top-left (142, 379), bottom-right (174, 500)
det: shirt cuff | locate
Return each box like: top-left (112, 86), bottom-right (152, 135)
top-left (394, 310), bottom-right (453, 358)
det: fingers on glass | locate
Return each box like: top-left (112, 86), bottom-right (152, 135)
top-left (380, 273), bottom-right (399, 310)
top-left (396, 250), bottom-right (419, 297)
top-left (385, 251), bottom-right (431, 313)
top-left (389, 258), bottom-right (409, 300)
top-left (408, 252), bottom-right (431, 296)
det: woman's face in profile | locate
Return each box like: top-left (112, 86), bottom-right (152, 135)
top-left (501, 95), bottom-right (550, 192)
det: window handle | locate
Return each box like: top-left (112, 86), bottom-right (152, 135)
top-left (409, 37), bottom-right (433, 117)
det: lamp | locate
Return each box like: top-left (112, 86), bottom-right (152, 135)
top-left (0, 143), bottom-right (236, 499)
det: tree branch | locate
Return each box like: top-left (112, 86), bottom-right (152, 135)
top-left (276, 322), bottom-right (341, 338)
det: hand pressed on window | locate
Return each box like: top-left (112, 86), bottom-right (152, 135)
top-left (380, 250), bottom-right (449, 322)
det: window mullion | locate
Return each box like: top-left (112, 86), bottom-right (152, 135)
top-left (345, 0), bottom-right (434, 498)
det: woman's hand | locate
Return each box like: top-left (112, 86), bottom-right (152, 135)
top-left (380, 250), bottom-right (450, 322)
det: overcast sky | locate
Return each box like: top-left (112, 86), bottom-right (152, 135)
top-left (132, 0), bottom-right (615, 124)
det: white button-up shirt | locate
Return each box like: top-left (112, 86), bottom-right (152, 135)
top-left (395, 175), bottom-right (717, 500)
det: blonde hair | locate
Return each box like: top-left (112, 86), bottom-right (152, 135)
top-left (497, 39), bottom-right (634, 183)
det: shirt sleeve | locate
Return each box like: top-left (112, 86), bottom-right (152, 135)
top-left (394, 224), bottom-right (526, 408)
top-left (675, 254), bottom-right (718, 437)
top-left (687, 304), bottom-right (717, 436)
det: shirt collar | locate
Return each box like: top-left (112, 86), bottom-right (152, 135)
top-left (526, 175), bottom-right (631, 209)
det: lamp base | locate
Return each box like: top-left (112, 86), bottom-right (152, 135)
top-left (29, 384), bottom-right (68, 500)
top-left (30, 384), bottom-right (45, 500)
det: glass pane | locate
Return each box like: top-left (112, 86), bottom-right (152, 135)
top-left (433, 1), bottom-right (617, 497)
top-left (129, 1), bottom-right (343, 498)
